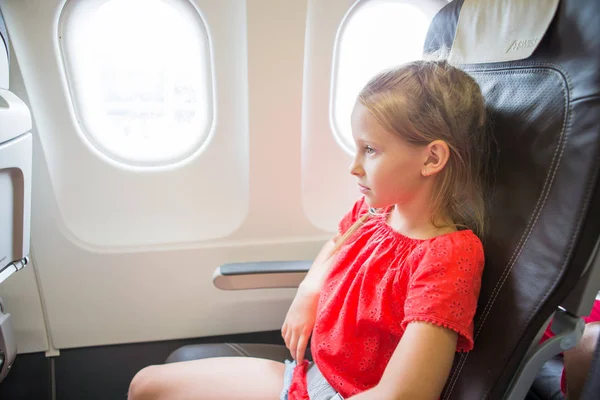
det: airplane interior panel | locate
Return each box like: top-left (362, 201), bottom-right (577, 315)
top-left (0, 0), bottom-right (599, 399)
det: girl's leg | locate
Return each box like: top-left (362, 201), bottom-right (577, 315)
top-left (128, 357), bottom-right (286, 400)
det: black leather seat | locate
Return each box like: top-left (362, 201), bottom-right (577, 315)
top-left (166, 1), bottom-right (600, 399)
top-left (166, 343), bottom-right (310, 364)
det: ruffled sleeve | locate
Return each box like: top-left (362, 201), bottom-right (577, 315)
top-left (402, 231), bottom-right (485, 352)
top-left (338, 196), bottom-right (370, 236)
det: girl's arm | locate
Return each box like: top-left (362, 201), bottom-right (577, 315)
top-left (281, 235), bottom-right (339, 362)
top-left (297, 235), bottom-right (339, 294)
top-left (348, 322), bottom-right (458, 400)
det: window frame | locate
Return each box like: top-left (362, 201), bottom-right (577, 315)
top-left (58, 0), bottom-right (215, 168)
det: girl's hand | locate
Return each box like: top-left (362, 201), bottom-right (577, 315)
top-left (281, 283), bottom-right (320, 363)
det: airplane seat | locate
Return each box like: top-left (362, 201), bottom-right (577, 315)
top-left (0, 10), bottom-right (32, 384)
top-left (165, 0), bottom-right (600, 398)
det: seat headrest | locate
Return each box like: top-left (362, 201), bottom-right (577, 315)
top-left (448, 0), bottom-right (560, 64)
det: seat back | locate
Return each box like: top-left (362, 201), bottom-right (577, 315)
top-left (423, 0), bottom-right (600, 398)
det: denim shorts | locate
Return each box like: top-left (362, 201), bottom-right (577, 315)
top-left (280, 360), bottom-right (344, 400)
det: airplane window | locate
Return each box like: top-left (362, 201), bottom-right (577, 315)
top-left (60, 0), bottom-right (213, 166)
top-left (331, 0), bottom-right (430, 154)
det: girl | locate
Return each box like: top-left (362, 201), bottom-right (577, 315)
top-left (128, 59), bottom-right (488, 400)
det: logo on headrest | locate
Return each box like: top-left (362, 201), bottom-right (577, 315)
top-left (506, 37), bottom-right (541, 53)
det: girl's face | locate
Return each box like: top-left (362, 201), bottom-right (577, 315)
top-left (349, 102), bottom-right (430, 209)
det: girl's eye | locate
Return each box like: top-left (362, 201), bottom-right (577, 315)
top-left (365, 145), bottom-right (376, 154)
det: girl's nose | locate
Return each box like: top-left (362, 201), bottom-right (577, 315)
top-left (349, 158), bottom-right (364, 177)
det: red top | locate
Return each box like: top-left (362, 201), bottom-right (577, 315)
top-left (288, 197), bottom-right (485, 399)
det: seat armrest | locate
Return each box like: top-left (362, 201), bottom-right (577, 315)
top-left (212, 260), bottom-right (311, 290)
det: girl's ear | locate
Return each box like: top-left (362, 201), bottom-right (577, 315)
top-left (422, 140), bottom-right (450, 177)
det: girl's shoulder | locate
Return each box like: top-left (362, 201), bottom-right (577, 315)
top-left (410, 229), bottom-right (485, 267)
top-left (427, 229), bottom-right (483, 251)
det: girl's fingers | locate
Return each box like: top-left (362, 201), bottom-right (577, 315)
top-left (289, 332), bottom-right (299, 360)
top-left (284, 330), bottom-right (290, 350)
top-left (296, 334), bottom-right (308, 364)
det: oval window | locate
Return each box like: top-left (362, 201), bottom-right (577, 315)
top-left (60, 0), bottom-right (213, 166)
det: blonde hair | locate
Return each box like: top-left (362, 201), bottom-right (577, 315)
top-left (330, 60), bottom-right (488, 257)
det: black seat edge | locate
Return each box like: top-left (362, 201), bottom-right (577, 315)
top-left (165, 343), bottom-right (312, 364)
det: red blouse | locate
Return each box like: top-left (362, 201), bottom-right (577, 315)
top-left (288, 197), bottom-right (485, 399)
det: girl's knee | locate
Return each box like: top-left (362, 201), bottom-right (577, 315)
top-left (128, 365), bottom-right (163, 400)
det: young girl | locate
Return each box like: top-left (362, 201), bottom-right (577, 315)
top-left (128, 59), bottom-right (488, 400)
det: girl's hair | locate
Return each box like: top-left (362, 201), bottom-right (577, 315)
top-left (330, 60), bottom-right (488, 257)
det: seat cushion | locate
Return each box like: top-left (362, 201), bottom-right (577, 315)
top-left (165, 343), bottom-right (312, 364)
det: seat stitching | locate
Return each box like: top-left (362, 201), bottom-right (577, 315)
top-left (232, 343), bottom-right (252, 357)
top-left (225, 342), bottom-right (250, 357)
